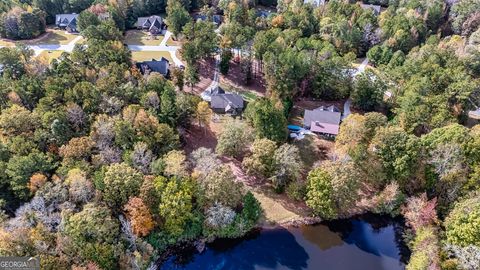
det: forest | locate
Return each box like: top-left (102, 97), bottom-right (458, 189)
top-left (0, 0), bottom-right (479, 269)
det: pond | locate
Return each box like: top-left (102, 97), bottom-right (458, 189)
top-left (161, 215), bottom-right (410, 270)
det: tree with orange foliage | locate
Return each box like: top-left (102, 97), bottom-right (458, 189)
top-left (124, 197), bottom-right (155, 237)
top-left (28, 173), bottom-right (47, 193)
top-left (271, 15), bottom-right (284, 28)
top-left (59, 136), bottom-right (95, 160)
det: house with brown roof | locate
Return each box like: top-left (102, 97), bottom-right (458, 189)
top-left (303, 105), bottom-right (342, 137)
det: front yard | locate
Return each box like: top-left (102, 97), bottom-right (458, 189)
top-left (36, 50), bottom-right (65, 63)
top-left (33, 29), bottom-right (78, 45)
top-left (124, 30), bottom-right (164, 46)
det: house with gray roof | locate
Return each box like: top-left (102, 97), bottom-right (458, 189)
top-left (56, 14), bottom-right (79, 33)
top-left (194, 14), bottom-right (223, 27)
top-left (135, 15), bottom-right (164, 35)
top-left (136, 57), bottom-right (170, 77)
top-left (360, 3), bottom-right (382, 15)
top-left (211, 91), bottom-right (244, 115)
top-left (304, 0), bottom-right (326, 7)
top-left (303, 106), bottom-right (342, 137)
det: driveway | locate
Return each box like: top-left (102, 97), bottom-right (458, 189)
top-left (343, 98), bottom-right (352, 120)
top-left (344, 58), bottom-right (370, 119)
top-left (1, 35), bottom-right (83, 56)
top-left (127, 31), bottom-right (184, 66)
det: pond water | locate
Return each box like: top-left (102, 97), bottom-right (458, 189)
top-left (161, 215), bottom-right (409, 270)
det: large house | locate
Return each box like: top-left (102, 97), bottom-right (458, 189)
top-left (211, 93), bottom-right (244, 115)
top-left (135, 57), bottom-right (170, 77)
top-left (202, 86), bottom-right (244, 115)
top-left (55, 14), bottom-right (79, 33)
top-left (303, 105), bottom-right (342, 137)
top-left (135, 15), bottom-right (164, 35)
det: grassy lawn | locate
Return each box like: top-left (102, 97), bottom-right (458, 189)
top-left (0, 29), bottom-right (77, 47)
top-left (0, 39), bottom-right (14, 46)
top-left (251, 190), bottom-right (302, 225)
top-left (37, 29), bottom-right (78, 45)
top-left (219, 83), bottom-right (260, 102)
top-left (166, 36), bottom-right (179, 46)
top-left (131, 51), bottom-right (173, 62)
top-left (36, 50), bottom-right (65, 63)
top-left (124, 30), bottom-right (164, 46)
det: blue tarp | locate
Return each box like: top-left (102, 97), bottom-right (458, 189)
top-left (288, 125), bottom-right (302, 131)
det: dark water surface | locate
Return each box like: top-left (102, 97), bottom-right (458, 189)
top-left (161, 215), bottom-right (409, 270)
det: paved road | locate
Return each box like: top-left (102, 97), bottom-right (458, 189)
top-left (128, 31), bottom-right (184, 66)
top-left (1, 30), bottom-right (185, 66)
top-left (14, 34), bottom-right (83, 56)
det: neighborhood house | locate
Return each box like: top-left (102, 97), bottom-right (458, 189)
top-left (55, 13), bottom-right (79, 33)
top-left (303, 0), bottom-right (326, 7)
top-left (136, 57), bottom-right (170, 77)
top-left (194, 14), bottom-right (223, 27)
top-left (135, 15), bottom-right (164, 35)
top-left (303, 105), bottom-right (342, 137)
top-left (211, 93), bottom-right (244, 115)
top-left (360, 3), bottom-right (382, 15)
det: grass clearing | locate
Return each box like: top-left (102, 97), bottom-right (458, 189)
top-left (166, 36), bottom-right (179, 46)
top-left (0, 29), bottom-right (77, 47)
top-left (131, 51), bottom-right (173, 62)
top-left (252, 190), bottom-right (302, 225)
top-left (0, 39), bottom-right (15, 46)
top-left (124, 30), bottom-right (164, 46)
top-left (36, 50), bottom-right (65, 63)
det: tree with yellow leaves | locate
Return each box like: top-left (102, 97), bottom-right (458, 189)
top-left (196, 101), bottom-right (212, 131)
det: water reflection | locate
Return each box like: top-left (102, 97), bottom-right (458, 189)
top-left (161, 215), bottom-right (408, 270)
top-left (162, 227), bottom-right (310, 270)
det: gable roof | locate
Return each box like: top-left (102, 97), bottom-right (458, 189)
top-left (314, 105), bottom-right (340, 113)
top-left (136, 57), bottom-right (169, 76)
top-left (304, 108), bottom-right (341, 135)
top-left (360, 4), bottom-right (381, 15)
top-left (303, 0), bottom-right (326, 6)
top-left (211, 93), bottom-right (244, 112)
top-left (149, 17), bottom-right (162, 32)
top-left (194, 14), bottom-right (223, 25)
top-left (309, 121), bottom-right (340, 135)
top-left (56, 14), bottom-right (78, 26)
top-left (136, 15), bottom-right (163, 29)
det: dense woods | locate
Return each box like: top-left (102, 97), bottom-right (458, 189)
top-left (0, 0), bottom-right (479, 269)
